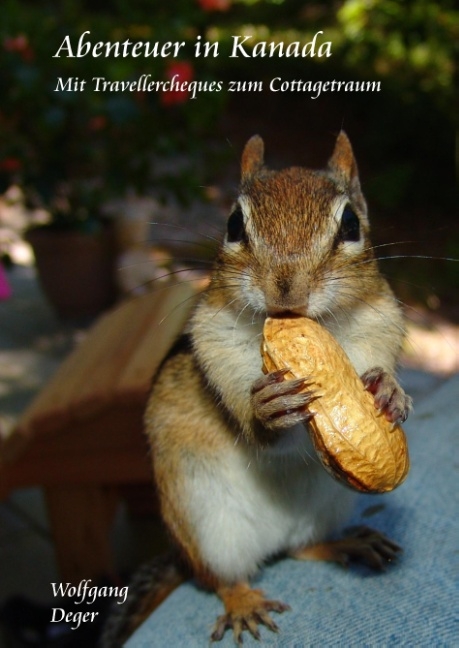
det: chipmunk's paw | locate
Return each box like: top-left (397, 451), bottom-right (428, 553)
top-left (292, 526), bottom-right (401, 571)
top-left (338, 526), bottom-right (402, 569)
top-left (361, 367), bottom-right (412, 425)
top-left (212, 583), bottom-right (290, 644)
top-left (251, 370), bottom-right (319, 431)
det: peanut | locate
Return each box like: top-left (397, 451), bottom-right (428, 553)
top-left (261, 317), bottom-right (410, 493)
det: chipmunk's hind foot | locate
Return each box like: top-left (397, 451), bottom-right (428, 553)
top-left (212, 582), bottom-right (290, 644)
top-left (291, 525), bottom-right (401, 571)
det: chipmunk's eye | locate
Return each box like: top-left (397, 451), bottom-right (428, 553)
top-left (227, 206), bottom-right (246, 243)
top-left (339, 204), bottom-right (360, 242)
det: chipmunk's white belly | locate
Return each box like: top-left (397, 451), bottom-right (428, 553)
top-left (184, 435), bottom-right (355, 583)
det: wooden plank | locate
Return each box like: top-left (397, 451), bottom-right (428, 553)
top-left (45, 485), bottom-right (120, 583)
top-left (116, 282), bottom-right (198, 402)
top-left (0, 406), bottom-right (152, 490)
top-left (52, 296), bottom-right (149, 418)
top-left (70, 290), bottom-right (169, 417)
top-left (0, 431), bottom-right (31, 467)
top-left (12, 297), bottom-right (140, 438)
top-left (1, 449), bottom-right (152, 491)
top-left (1, 282), bottom-right (199, 471)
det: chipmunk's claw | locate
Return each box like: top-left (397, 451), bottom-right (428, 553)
top-left (251, 371), bottom-right (319, 430)
top-left (212, 584), bottom-right (290, 644)
top-left (361, 367), bottom-right (412, 425)
top-left (292, 525), bottom-right (402, 571)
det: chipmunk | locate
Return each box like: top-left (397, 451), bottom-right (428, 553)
top-left (100, 132), bottom-right (412, 646)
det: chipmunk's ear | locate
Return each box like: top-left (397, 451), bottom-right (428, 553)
top-left (241, 135), bottom-right (264, 181)
top-left (328, 131), bottom-right (359, 185)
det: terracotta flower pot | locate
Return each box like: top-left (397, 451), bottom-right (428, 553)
top-left (26, 225), bottom-right (117, 320)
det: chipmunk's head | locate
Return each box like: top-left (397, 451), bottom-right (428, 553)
top-left (218, 132), bottom-right (379, 319)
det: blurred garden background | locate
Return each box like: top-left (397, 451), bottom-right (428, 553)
top-left (0, 3), bottom-right (457, 645)
top-left (0, 0), bottom-right (457, 319)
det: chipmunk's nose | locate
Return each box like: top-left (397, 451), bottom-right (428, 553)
top-left (264, 268), bottom-right (309, 317)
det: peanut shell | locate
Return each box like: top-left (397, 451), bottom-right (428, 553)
top-left (261, 317), bottom-right (409, 493)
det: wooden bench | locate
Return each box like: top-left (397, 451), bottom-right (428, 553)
top-left (0, 281), bottom-right (197, 584)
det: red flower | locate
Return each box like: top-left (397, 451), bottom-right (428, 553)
top-left (198, 0), bottom-right (231, 10)
top-left (3, 34), bottom-right (34, 62)
top-left (3, 35), bottom-right (28, 52)
top-left (88, 115), bottom-right (107, 132)
top-left (161, 61), bottom-right (194, 106)
top-left (0, 157), bottom-right (22, 173)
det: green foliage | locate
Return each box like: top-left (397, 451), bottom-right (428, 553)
top-left (336, 0), bottom-right (458, 109)
top-left (0, 0), bottom-right (456, 229)
top-left (0, 0), bottom-right (227, 227)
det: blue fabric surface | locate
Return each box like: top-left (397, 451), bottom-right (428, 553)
top-left (127, 375), bottom-right (459, 647)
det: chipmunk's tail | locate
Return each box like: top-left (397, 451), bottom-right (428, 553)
top-left (99, 552), bottom-right (186, 648)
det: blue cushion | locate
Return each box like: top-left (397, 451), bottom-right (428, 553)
top-left (127, 375), bottom-right (459, 646)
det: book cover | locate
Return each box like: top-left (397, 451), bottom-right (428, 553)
top-left (0, 2), bottom-right (457, 646)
